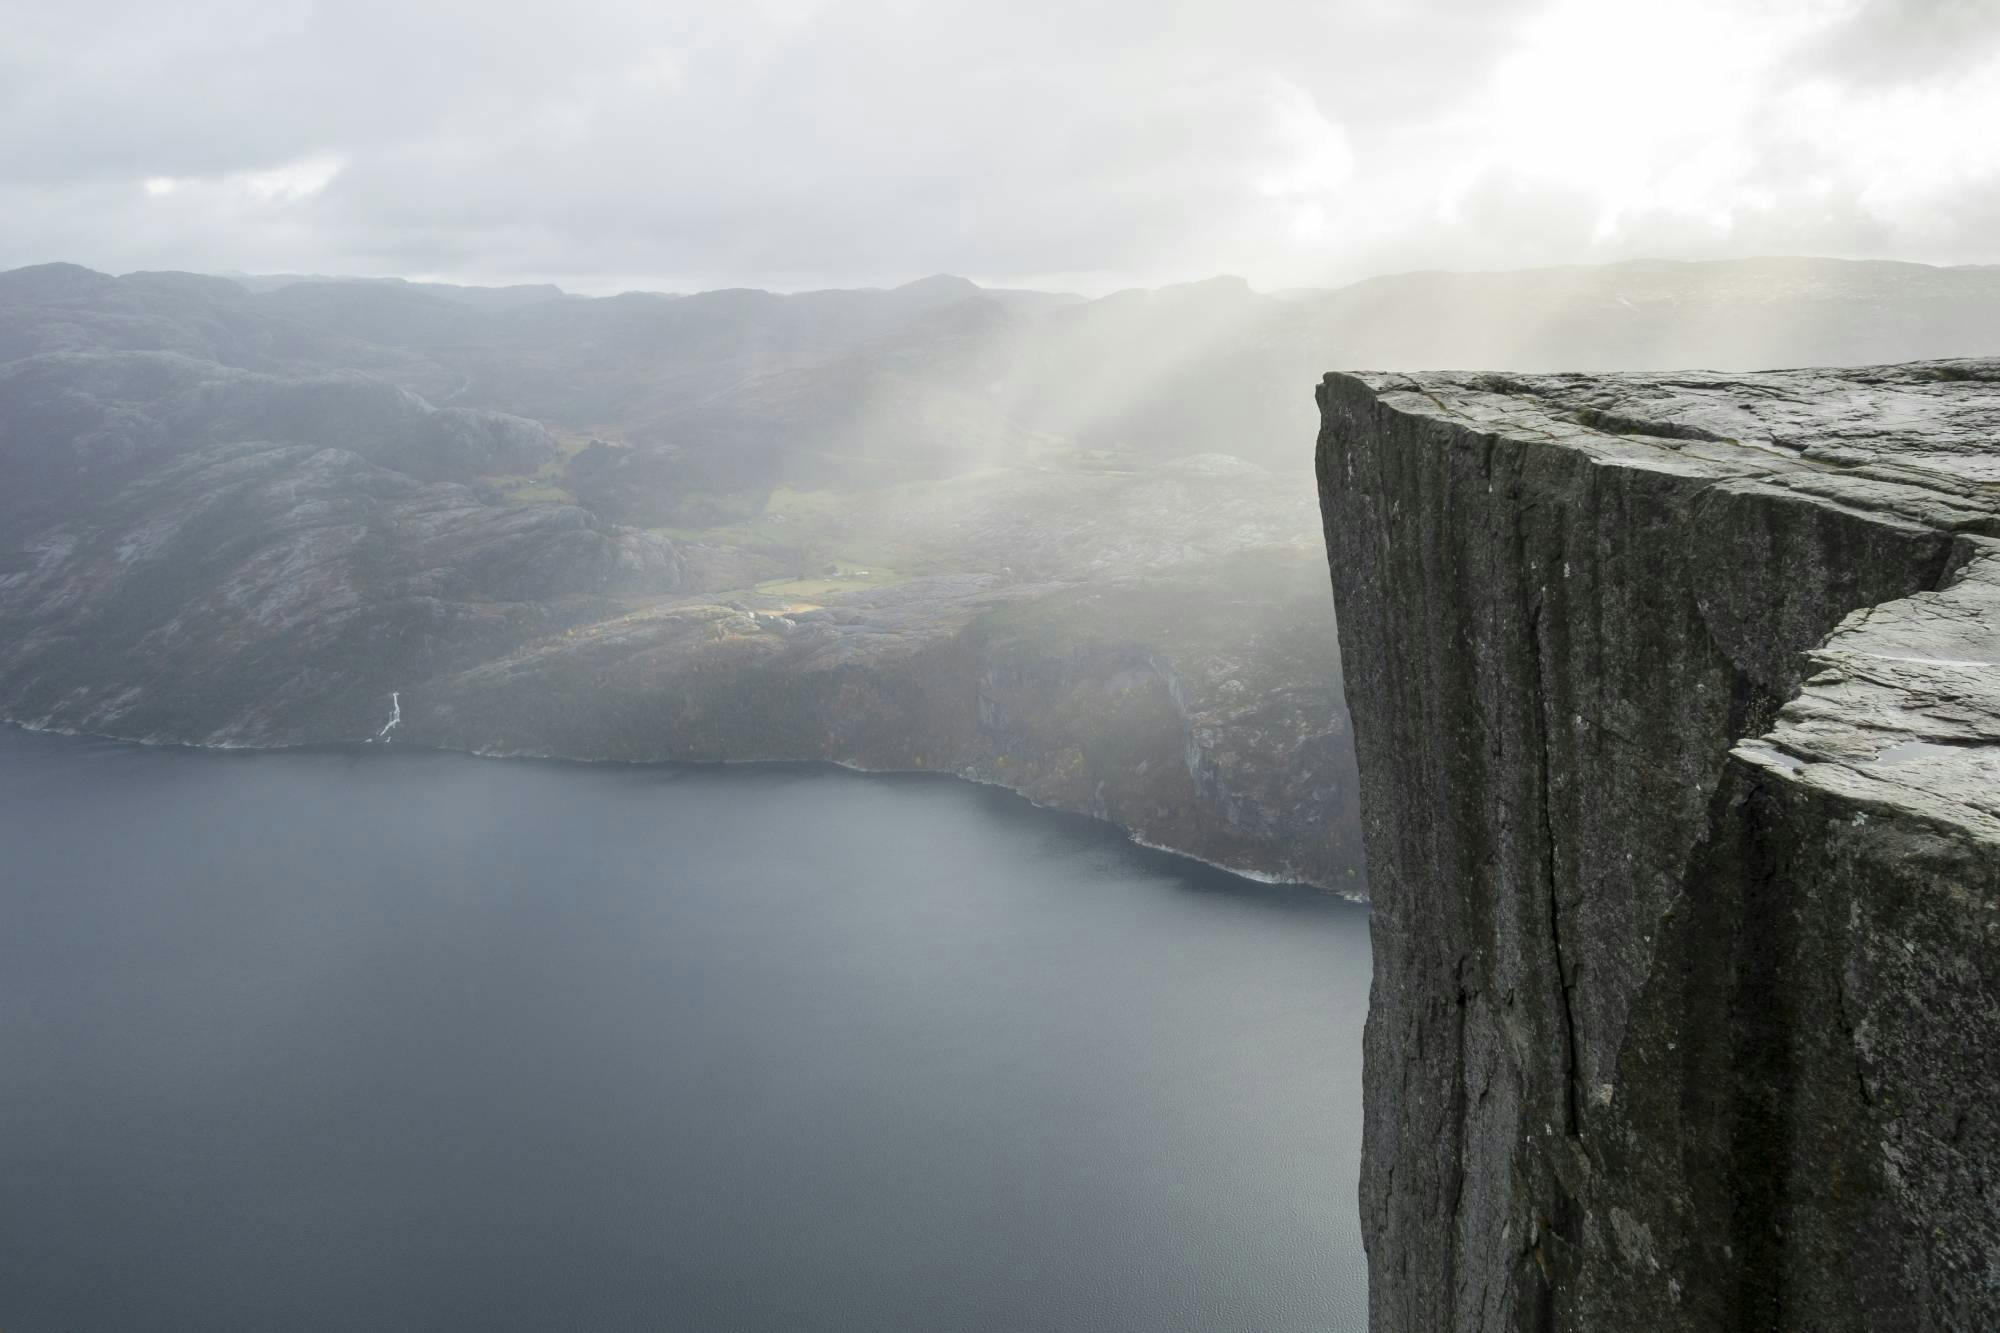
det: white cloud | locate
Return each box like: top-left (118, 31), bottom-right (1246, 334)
top-left (1292, 0), bottom-right (2000, 282)
top-left (133, 153), bottom-right (346, 237)
top-left (2, 0), bottom-right (1998, 289)
top-left (232, 154), bottom-right (346, 203)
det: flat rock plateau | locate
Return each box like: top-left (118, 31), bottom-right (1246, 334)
top-left (1318, 361), bottom-right (1999, 1330)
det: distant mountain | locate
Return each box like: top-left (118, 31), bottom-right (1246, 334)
top-left (14, 255), bottom-right (1999, 487)
top-left (4, 254), bottom-right (1997, 888)
top-left (227, 272), bottom-right (574, 311)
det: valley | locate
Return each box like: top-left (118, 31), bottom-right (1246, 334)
top-left (6, 257), bottom-right (2000, 888)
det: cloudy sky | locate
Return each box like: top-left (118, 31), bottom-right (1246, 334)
top-left (5, 0), bottom-right (1999, 293)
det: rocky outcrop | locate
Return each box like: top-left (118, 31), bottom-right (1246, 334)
top-left (1317, 362), bottom-right (1998, 1329)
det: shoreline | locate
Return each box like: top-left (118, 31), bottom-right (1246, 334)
top-left (0, 714), bottom-right (1360, 899)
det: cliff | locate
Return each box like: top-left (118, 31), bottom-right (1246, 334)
top-left (1317, 362), bottom-right (1999, 1329)
top-left (15, 254), bottom-right (2000, 894)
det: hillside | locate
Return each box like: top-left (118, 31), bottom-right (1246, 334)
top-left (4, 256), bottom-right (1999, 887)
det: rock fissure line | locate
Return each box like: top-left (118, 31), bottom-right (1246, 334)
top-left (1529, 574), bottom-right (1582, 1142)
top-left (1319, 362), bottom-right (2000, 1331)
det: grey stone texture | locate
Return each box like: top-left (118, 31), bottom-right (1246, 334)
top-left (1317, 361), bottom-right (1999, 1330)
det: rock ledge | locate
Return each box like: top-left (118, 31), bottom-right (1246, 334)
top-left (1317, 361), bottom-right (1998, 1330)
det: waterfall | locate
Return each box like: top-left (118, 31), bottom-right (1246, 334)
top-left (375, 691), bottom-right (402, 742)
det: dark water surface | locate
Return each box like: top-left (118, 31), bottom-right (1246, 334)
top-left (0, 727), bottom-right (1369, 1332)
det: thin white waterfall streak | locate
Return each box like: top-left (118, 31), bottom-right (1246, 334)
top-left (376, 691), bottom-right (401, 741)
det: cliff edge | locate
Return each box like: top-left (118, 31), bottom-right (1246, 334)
top-left (1316, 362), bottom-right (1998, 1330)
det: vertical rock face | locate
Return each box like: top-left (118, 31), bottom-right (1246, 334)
top-left (1316, 363), bottom-right (1999, 1331)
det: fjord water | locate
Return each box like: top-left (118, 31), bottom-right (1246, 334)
top-left (0, 727), bottom-right (1368, 1332)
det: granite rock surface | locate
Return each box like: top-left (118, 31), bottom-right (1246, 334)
top-left (1317, 361), bottom-right (1999, 1330)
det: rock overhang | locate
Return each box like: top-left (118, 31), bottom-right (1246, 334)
top-left (1324, 360), bottom-right (2000, 852)
top-left (1316, 358), bottom-right (1999, 1330)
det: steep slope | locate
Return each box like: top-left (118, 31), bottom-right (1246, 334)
top-left (1317, 362), bottom-right (1998, 1329)
top-left (0, 323), bottom-right (1359, 886)
top-left (0, 352), bottom-right (682, 745)
top-left (411, 543), bottom-right (1359, 890)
